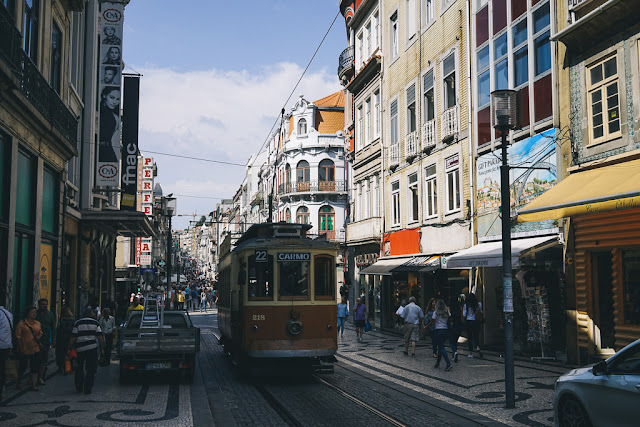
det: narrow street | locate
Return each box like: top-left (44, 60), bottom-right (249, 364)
top-left (1, 309), bottom-right (566, 426)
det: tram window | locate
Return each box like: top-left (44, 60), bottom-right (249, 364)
top-left (278, 260), bottom-right (310, 299)
top-left (314, 255), bottom-right (335, 300)
top-left (248, 254), bottom-right (273, 300)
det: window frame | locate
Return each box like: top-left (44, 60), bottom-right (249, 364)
top-left (445, 154), bottom-right (461, 214)
top-left (442, 50), bottom-right (458, 110)
top-left (277, 258), bottom-right (310, 301)
top-left (391, 180), bottom-right (401, 226)
top-left (318, 205), bottom-right (335, 232)
top-left (421, 0), bottom-right (435, 30)
top-left (248, 253), bottom-right (274, 301)
top-left (296, 205), bottom-right (310, 224)
top-left (408, 172), bottom-right (419, 223)
top-left (586, 53), bottom-right (622, 145)
top-left (365, 96), bottom-right (372, 144)
top-left (405, 80), bottom-right (418, 134)
top-left (356, 104), bottom-right (363, 150)
top-left (424, 164), bottom-right (438, 219)
top-left (390, 94), bottom-right (399, 146)
top-left (50, 20), bottom-right (62, 95)
top-left (374, 89), bottom-right (381, 138)
top-left (297, 118), bottom-right (307, 136)
top-left (477, 43), bottom-right (491, 108)
top-left (406, 0), bottom-right (417, 45)
top-left (422, 67), bottom-right (436, 124)
top-left (532, 1), bottom-right (551, 79)
top-left (314, 255), bottom-right (336, 301)
top-left (23, 0), bottom-right (40, 63)
top-left (390, 10), bottom-right (399, 61)
top-left (512, 14), bottom-right (529, 89)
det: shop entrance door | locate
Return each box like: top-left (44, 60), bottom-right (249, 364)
top-left (590, 252), bottom-right (616, 351)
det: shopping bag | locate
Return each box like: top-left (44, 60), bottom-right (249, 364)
top-left (364, 321), bottom-right (372, 332)
top-left (4, 359), bottom-right (18, 381)
top-left (68, 349), bottom-right (78, 372)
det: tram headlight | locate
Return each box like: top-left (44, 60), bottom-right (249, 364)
top-left (287, 319), bottom-right (303, 336)
top-left (253, 324), bottom-right (258, 331)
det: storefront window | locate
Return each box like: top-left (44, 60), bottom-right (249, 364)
top-left (623, 250), bottom-right (640, 325)
top-left (278, 258), bottom-right (309, 299)
top-left (248, 253), bottom-right (273, 300)
top-left (314, 255), bottom-right (335, 300)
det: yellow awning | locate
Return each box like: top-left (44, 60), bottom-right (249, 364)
top-left (518, 159), bottom-right (640, 223)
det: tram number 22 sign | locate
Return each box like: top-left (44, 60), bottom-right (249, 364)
top-left (255, 250), bottom-right (268, 262)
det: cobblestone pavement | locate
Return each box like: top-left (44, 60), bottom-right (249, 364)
top-left (335, 325), bottom-right (573, 427)
top-left (1, 310), bottom-right (572, 426)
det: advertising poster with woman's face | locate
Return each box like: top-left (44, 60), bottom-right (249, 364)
top-left (97, 2), bottom-right (124, 187)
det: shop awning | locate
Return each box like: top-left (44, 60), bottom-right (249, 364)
top-left (518, 159), bottom-right (640, 223)
top-left (442, 236), bottom-right (559, 269)
top-left (359, 257), bottom-right (412, 275)
top-left (81, 210), bottom-right (156, 238)
top-left (392, 255), bottom-right (441, 273)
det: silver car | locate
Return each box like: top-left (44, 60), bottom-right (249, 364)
top-left (553, 339), bottom-right (640, 426)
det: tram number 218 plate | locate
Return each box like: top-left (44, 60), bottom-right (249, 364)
top-left (252, 314), bottom-right (266, 321)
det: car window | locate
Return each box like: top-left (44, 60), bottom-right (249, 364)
top-left (610, 345), bottom-right (640, 374)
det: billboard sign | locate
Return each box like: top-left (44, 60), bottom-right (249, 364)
top-left (96, 2), bottom-right (124, 187)
top-left (120, 77), bottom-right (140, 210)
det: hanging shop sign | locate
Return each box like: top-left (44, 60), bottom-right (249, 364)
top-left (120, 77), bottom-right (140, 210)
top-left (96, 2), bottom-right (124, 187)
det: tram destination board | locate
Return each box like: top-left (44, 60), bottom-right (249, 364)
top-left (277, 252), bottom-right (310, 261)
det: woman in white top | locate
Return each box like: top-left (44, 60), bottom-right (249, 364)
top-left (425, 299), bottom-right (452, 371)
top-left (462, 293), bottom-right (483, 358)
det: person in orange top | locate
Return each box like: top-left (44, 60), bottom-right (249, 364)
top-left (15, 306), bottom-right (43, 391)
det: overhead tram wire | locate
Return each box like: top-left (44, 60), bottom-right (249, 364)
top-left (255, 11), bottom-right (341, 157)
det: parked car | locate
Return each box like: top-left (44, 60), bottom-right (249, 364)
top-left (553, 338), bottom-right (640, 426)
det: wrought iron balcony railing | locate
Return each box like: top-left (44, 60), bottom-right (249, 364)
top-left (278, 180), bottom-right (346, 195)
top-left (0, 7), bottom-right (78, 146)
top-left (441, 106), bottom-right (459, 140)
top-left (405, 131), bottom-right (418, 159)
top-left (422, 120), bottom-right (436, 151)
top-left (338, 46), bottom-right (355, 81)
top-left (567, 0), bottom-right (590, 11)
top-left (389, 144), bottom-right (400, 168)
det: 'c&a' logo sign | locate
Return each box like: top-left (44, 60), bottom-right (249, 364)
top-left (103, 8), bottom-right (122, 23)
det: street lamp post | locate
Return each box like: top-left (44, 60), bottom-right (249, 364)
top-left (165, 197), bottom-right (177, 292)
top-left (491, 89), bottom-right (517, 409)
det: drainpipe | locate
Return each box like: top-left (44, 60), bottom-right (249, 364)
top-left (465, 0), bottom-right (476, 291)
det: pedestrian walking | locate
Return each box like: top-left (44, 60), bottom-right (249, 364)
top-left (177, 288), bottom-right (186, 310)
top-left (0, 305), bottom-right (14, 400)
top-left (448, 296), bottom-right (463, 363)
top-left (55, 307), bottom-right (75, 374)
top-left (337, 298), bottom-right (348, 336)
top-left (192, 288), bottom-right (199, 311)
top-left (15, 307), bottom-right (42, 391)
top-left (200, 291), bottom-right (207, 312)
top-left (125, 297), bottom-right (143, 318)
top-left (35, 299), bottom-right (56, 385)
top-left (401, 297), bottom-right (424, 357)
top-left (425, 298), bottom-right (437, 358)
top-left (99, 308), bottom-right (115, 365)
top-left (426, 299), bottom-right (453, 371)
top-left (69, 308), bottom-right (105, 394)
top-left (463, 293), bottom-right (484, 358)
top-left (353, 298), bottom-right (367, 341)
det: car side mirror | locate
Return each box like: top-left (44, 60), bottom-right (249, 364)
top-left (593, 360), bottom-right (608, 375)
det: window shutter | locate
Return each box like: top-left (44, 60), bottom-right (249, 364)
top-left (423, 70), bottom-right (433, 91)
top-left (443, 53), bottom-right (455, 76)
top-left (407, 84), bottom-right (416, 106)
top-left (390, 99), bottom-right (398, 116)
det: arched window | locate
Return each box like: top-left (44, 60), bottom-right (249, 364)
top-left (298, 118), bottom-right (307, 135)
top-left (318, 159), bottom-right (335, 191)
top-left (319, 205), bottom-right (335, 239)
top-left (285, 208), bottom-right (291, 223)
top-left (296, 206), bottom-right (310, 224)
top-left (296, 160), bottom-right (310, 191)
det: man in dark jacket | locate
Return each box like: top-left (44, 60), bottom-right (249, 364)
top-left (36, 299), bottom-right (56, 385)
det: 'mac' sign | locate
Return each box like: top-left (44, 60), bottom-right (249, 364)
top-left (278, 253), bottom-right (310, 261)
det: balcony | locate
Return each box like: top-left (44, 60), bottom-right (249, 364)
top-left (338, 46), bottom-right (355, 84)
top-left (388, 144), bottom-right (400, 169)
top-left (404, 131), bottom-right (418, 160)
top-left (0, 7), bottom-right (78, 147)
top-left (555, 0), bottom-right (640, 51)
top-left (441, 106), bottom-right (459, 141)
top-left (422, 120), bottom-right (436, 151)
top-left (278, 180), bottom-right (347, 195)
top-left (346, 217), bottom-right (382, 244)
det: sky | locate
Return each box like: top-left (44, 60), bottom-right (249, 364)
top-left (122, 0), bottom-right (347, 230)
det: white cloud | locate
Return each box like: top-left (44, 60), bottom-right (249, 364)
top-left (134, 62), bottom-right (341, 229)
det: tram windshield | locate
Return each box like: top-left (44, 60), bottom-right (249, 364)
top-left (314, 255), bottom-right (335, 300)
top-left (248, 254), bottom-right (273, 300)
top-left (278, 260), bottom-right (309, 299)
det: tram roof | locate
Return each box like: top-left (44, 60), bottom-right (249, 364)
top-left (233, 222), bottom-right (337, 252)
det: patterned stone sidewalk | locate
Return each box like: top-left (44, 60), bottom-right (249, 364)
top-left (337, 325), bottom-right (574, 427)
top-left (0, 359), bottom-right (199, 426)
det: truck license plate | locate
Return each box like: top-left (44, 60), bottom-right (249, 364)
top-left (145, 362), bottom-right (170, 370)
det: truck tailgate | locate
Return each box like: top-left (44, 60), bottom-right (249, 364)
top-left (120, 328), bottom-right (200, 354)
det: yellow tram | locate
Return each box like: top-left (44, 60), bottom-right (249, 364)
top-left (217, 222), bottom-right (338, 372)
